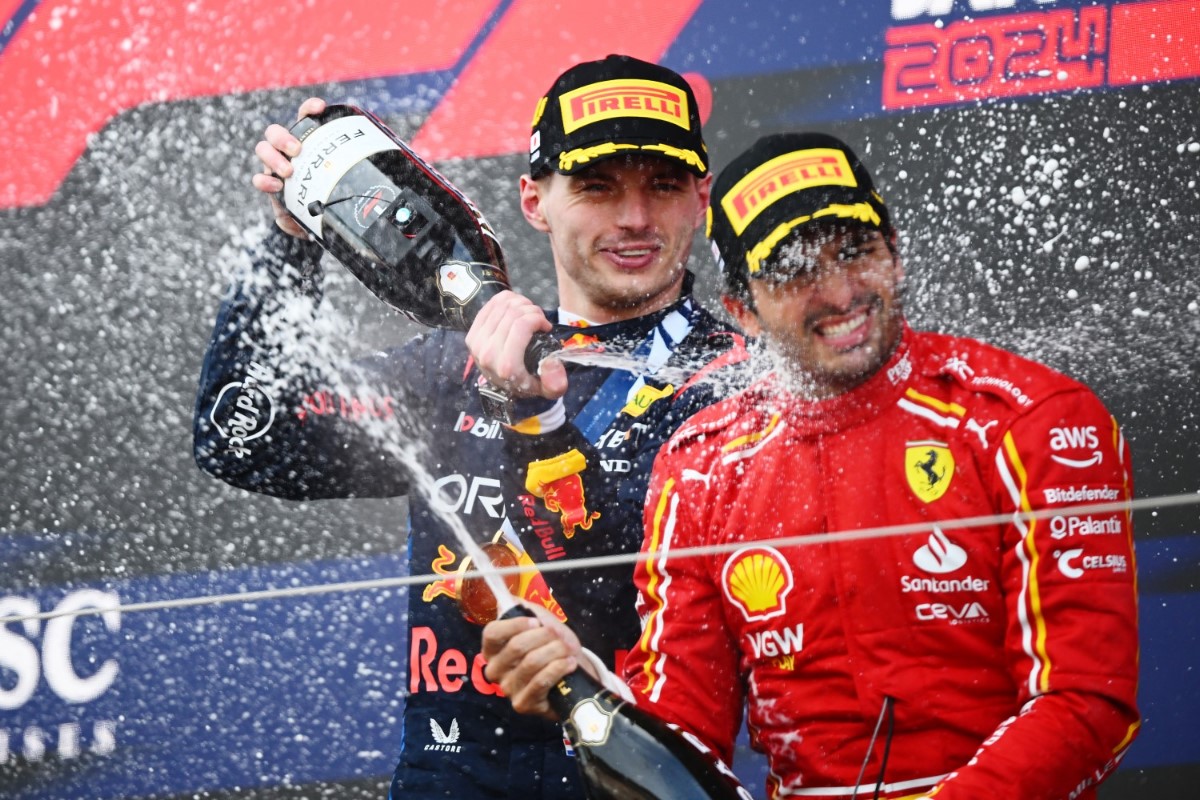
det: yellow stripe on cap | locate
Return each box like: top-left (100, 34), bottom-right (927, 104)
top-left (558, 142), bottom-right (640, 172)
top-left (530, 95), bottom-right (548, 128)
top-left (558, 142), bottom-right (705, 174)
top-left (746, 202), bottom-right (882, 275)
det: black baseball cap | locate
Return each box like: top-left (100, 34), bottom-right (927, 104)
top-left (529, 54), bottom-right (708, 178)
top-left (707, 132), bottom-right (892, 296)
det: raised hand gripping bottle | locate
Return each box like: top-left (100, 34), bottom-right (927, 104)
top-left (276, 104), bottom-right (558, 372)
top-left (503, 607), bottom-right (754, 800)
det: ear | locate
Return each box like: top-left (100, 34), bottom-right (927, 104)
top-left (693, 173), bottom-right (714, 230)
top-left (888, 228), bottom-right (905, 281)
top-left (520, 174), bottom-right (550, 233)
top-left (722, 294), bottom-right (761, 336)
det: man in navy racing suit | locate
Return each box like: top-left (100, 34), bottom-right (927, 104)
top-left (193, 54), bottom-right (744, 798)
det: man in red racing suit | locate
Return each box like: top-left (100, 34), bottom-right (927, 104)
top-left (622, 133), bottom-right (1139, 799)
top-left (628, 324), bottom-right (1139, 799)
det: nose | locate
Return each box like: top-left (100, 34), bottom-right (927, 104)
top-left (615, 187), bottom-right (653, 231)
top-left (809, 260), bottom-right (858, 308)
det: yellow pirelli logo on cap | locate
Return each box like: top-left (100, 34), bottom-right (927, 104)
top-left (721, 148), bottom-right (857, 235)
top-left (559, 79), bottom-right (690, 134)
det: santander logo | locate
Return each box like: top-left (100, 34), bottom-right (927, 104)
top-left (912, 527), bottom-right (968, 574)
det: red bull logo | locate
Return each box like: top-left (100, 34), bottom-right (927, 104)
top-left (525, 449), bottom-right (601, 540)
top-left (540, 473), bottom-right (600, 540)
top-left (422, 542), bottom-right (565, 624)
top-left (562, 332), bottom-right (601, 349)
top-left (560, 79), bottom-right (689, 134)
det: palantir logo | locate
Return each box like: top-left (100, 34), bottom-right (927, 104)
top-left (912, 527), bottom-right (967, 574)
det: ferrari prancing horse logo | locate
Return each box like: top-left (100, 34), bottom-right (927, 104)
top-left (905, 440), bottom-right (954, 503)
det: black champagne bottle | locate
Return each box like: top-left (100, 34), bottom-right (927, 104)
top-left (503, 607), bottom-right (752, 800)
top-left (276, 104), bottom-right (558, 371)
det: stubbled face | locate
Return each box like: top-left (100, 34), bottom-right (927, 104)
top-left (521, 156), bottom-right (712, 323)
top-left (730, 225), bottom-right (906, 398)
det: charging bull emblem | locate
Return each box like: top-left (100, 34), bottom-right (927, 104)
top-left (541, 474), bottom-right (600, 539)
top-left (422, 540), bottom-right (566, 625)
top-left (525, 449), bottom-right (600, 540)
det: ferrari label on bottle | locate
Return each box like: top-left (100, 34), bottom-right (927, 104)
top-left (283, 115), bottom-right (400, 238)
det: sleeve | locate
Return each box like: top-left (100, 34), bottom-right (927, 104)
top-left (192, 228), bottom-right (429, 500)
top-left (620, 440), bottom-right (745, 767)
top-left (928, 386), bottom-right (1140, 799)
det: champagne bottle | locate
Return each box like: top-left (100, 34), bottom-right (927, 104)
top-left (276, 104), bottom-right (558, 372)
top-left (502, 607), bottom-right (753, 800)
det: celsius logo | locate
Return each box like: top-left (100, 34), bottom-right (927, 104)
top-left (912, 527), bottom-right (967, 574)
top-left (1057, 548), bottom-right (1085, 579)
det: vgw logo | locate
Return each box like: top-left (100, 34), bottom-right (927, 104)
top-left (0, 589), bottom-right (121, 763)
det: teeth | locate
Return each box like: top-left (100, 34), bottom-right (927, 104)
top-left (617, 248), bottom-right (652, 257)
top-left (820, 311), bottom-right (867, 338)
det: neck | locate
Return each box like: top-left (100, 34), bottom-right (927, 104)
top-left (557, 272), bottom-right (689, 325)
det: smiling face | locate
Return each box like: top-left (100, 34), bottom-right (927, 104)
top-left (520, 155), bottom-right (712, 323)
top-left (724, 223), bottom-right (907, 398)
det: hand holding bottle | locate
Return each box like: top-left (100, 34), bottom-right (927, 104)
top-left (250, 96), bottom-right (327, 239)
top-left (257, 101), bottom-right (561, 374)
top-left (483, 606), bottom-right (753, 800)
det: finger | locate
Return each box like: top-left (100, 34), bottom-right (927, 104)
top-left (466, 291), bottom-right (517, 363)
top-left (255, 136), bottom-right (295, 179)
top-left (494, 634), bottom-right (572, 701)
top-left (297, 96), bottom-right (326, 121)
top-left (510, 655), bottom-right (578, 718)
top-left (497, 305), bottom-right (553, 390)
top-left (251, 171), bottom-right (283, 195)
top-left (481, 614), bottom-right (539, 666)
top-left (536, 359), bottom-right (569, 399)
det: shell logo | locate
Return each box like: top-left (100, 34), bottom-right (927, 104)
top-left (721, 545), bottom-right (794, 622)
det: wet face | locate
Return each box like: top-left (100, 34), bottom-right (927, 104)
top-left (727, 225), bottom-right (906, 398)
top-left (520, 156), bottom-right (711, 323)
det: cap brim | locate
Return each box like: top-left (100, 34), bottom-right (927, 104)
top-left (552, 139), bottom-right (707, 177)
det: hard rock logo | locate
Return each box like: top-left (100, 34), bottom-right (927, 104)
top-left (722, 545), bottom-right (794, 622)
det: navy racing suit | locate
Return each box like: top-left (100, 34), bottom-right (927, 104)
top-left (192, 228), bottom-right (744, 798)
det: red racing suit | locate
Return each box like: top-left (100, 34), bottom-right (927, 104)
top-left (624, 326), bottom-right (1139, 800)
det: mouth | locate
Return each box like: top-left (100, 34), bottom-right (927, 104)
top-left (601, 242), bottom-right (661, 269)
top-left (813, 306), bottom-right (873, 349)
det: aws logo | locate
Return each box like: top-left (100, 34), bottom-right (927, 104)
top-left (905, 440), bottom-right (954, 502)
top-left (721, 546), bottom-right (794, 622)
